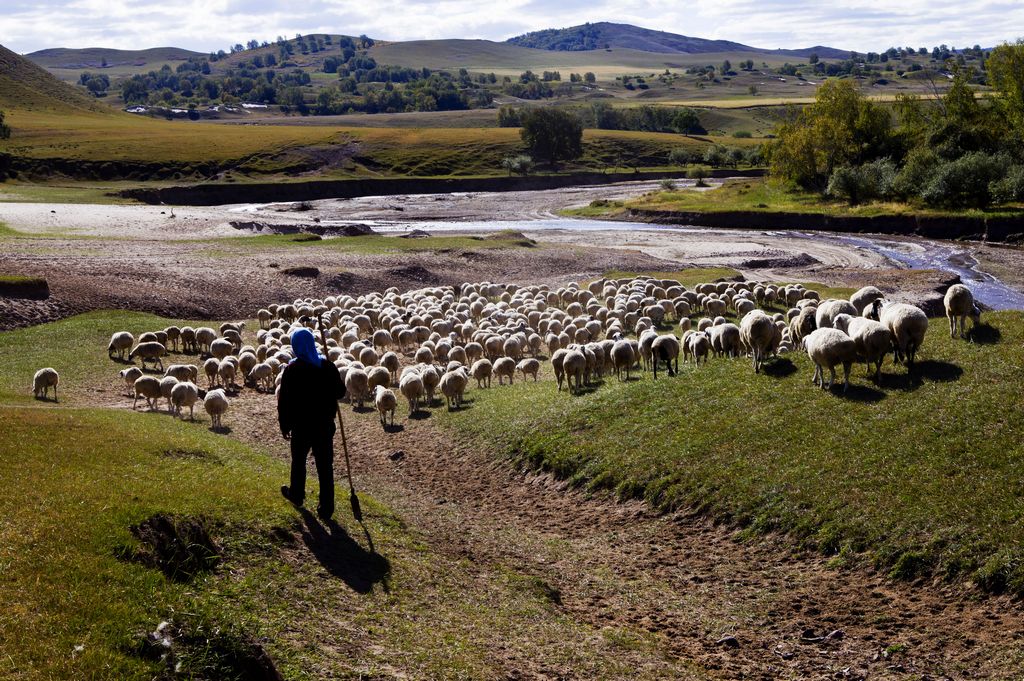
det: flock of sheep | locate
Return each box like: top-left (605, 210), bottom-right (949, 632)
top-left (31, 276), bottom-right (983, 428)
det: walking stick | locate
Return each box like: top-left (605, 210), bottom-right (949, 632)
top-left (317, 318), bottom-right (363, 522)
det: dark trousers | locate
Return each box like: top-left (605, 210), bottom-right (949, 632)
top-left (289, 431), bottom-right (335, 516)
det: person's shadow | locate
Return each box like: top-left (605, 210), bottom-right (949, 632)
top-left (297, 509), bottom-right (390, 594)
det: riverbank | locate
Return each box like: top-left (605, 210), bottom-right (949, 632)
top-left (569, 179), bottom-right (1024, 244)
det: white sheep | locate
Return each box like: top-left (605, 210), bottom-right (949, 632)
top-left (129, 342), bottom-right (167, 371)
top-left (471, 358), bottom-right (493, 388)
top-left (247, 362), bottom-right (275, 392)
top-left (740, 311), bottom-right (777, 374)
top-left (164, 364), bottom-right (198, 383)
top-left (850, 286), bottom-right (885, 314)
top-left (561, 349), bottom-right (586, 394)
top-left (203, 388), bottom-right (229, 429)
top-left (107, 332), bottom-right (135, 360)
top-left (804, 328), bottom-right (858, 393)
top-left (493, 357), bottom-right (516, 385)
top-left (159, 375), bottom-right (179, 412)
top-left (815, 299), bottom-right (858, 329)
top-left (517, 358), bottom-right (540, 382)
top-left (133, 375), bottom-right (162, 410)
top-left (119, 367), bottom-right (143, 395)
top-left (399, 371), bottom-right (425, 414)
top-left (846, 317), bottom-right (893, 382)
top-left (170, 381), bottom-right (199, 420)
top-left (345, 367), bottom-right (369, 409)
top-left (610, 339), bottom-right (636, 381)
top-left (944, 284), bottom-right (981, 339)
top-left (439, 369), bottom-right (468, 409)
top-left (32, 368), bottom-right (59, 401)
top-left (373, 385), bottom-right (398, 428)
top-left (869, 300), bottom-right (929, 367)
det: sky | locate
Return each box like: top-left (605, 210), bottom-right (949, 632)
top-left (1, 0), bottom-right (1022, 55)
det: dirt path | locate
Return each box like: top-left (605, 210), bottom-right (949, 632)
top-left (225, 383), bottom-right (1024, 680)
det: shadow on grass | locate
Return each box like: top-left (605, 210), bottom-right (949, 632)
top-left (351, 405), bottom-right (375, 415)
top-left (209, 425), bottom-right (233, 435)
top-left (409, 409), bottom-right (432, 421)
top-left (916, 360), bottom-right (964, 383)
top-left (763, 358), bottom-right (798, 378)
top-left (966, 323), bottom-right (1001, 345)
top-left (298, 509), bottom-right (390, 595)
top-left (382, 422), bottom-right (405, 434)
top-left (836, 383), bottom-right (886, 403)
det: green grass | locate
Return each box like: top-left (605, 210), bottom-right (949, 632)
top-left (440, 310), bottom-right (1024, 595)
top-left (0, 311), bottom-right (704, 678)
top-left (570, 178), bottom-right (1024, 220)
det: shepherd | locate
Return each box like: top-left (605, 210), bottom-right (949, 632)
top-left (278, 327), bottom-right (347, 520)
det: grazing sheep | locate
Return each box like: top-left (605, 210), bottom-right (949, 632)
top-left (439, 369), bottom-right (469, 409)
top-left (247, 362), bottom-right (275, 392)
top-left (846, 317), bottom-right (893, 382)
top-left (850, 286), bottom-right (885, 314)
top-left (381, 351), bottom-right (401, 381)
top-left (493, 357), bottom-right (516, 385)
top-left (210, 338), bottom-right (234, 361)
top-left (740, 310), bottom-right (777, 373)
top-left (561, 349), bottom-right (586, 394)
top-left (804, 328), bottom-right (858, 393)
top-left (815, 299), bottom-right (858, 329)
top-left (107, 332), bottom-right (135, 360)
top-left (203, 389), bottom-right (229, 429)
top-left (180, 327), bottom-right (198, 354)
top-left (373, 385), bottom-right (398, 428)
top-left (217, 361), bottom-right (237, 389)
top-left (129, 342), bottom-right (167, 371)
top-left (944, 284), bottom-right (981, 339)
top-left (116, 366), bottom-right (142, 394)
top-left (610, 339), bottom-right (636, 381)
top-left (132, 375), bottom-right (162, 410)
top-left (164, 364), bottom-right (199, 383)
top-left (345, 367), bottom-right (369, 409)
top-left (650, 334), bottom-right (680, 378)
top-left (32, 368), bottom-right (59, 401)
top-left (463, 356), bottom-right (490, 388)
top-left (367, 366), bottom-right (391, 392)
top-left (551, 349), bottom-right (568, 391)
top-left (870, 300), bottom-right (929, 367)
top-left (194, 327), bottom-right (217, 354)
top-left (517, 358), bottom-right (540, 382)
top-left (154, 375), bottom-right (178, 412)
top-left (203, 358), bottom-right (220, 388)
top-left (686, 331), bottom-right (711, 365)
top-left (709, 323), bottom-right (741, 358)
top-left (789, 307), bottom-right (817, 349)
top-left (170, 381), bottom-right (199, 420)
top-left (638, 329), bottom-right (658, 370)
top-left (399, 372), bottom-right (425, 414)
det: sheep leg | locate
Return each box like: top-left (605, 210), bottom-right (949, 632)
top-left (827, 366), bottom-right (837, 390)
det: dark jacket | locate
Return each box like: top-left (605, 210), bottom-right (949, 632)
top-left (277, 358), bottom-right (346, 438)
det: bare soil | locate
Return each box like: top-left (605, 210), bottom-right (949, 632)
top-left (224, 383), bottom-right (1024, 679)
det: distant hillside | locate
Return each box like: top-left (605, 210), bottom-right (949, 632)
top-left (506, 22), bottom-right (849, 59)
top-left (26, 46), bottom-right (202, 69)
top-left (0, 43), bottom-right (109, 113)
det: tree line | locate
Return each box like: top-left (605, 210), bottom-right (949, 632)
top-left (767, 41), bottom-right (1024, 209)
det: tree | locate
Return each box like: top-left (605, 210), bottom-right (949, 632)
top-left (0, 110), bottom-right (10, 140)
top-left (519, 108), bottom-right (583, 167)
top-left (583, 72), bottom-right (596, 83)
top-left (986, 40), bottom-right (1024, 141)
top-left (671, 108), bottom-right (704, 135)
top-left (809, 53), bottom-right (819, 64)
top-left (767, 79), bottom-right (893, 189)
top-left (500, 154), bottom-right (533, 176)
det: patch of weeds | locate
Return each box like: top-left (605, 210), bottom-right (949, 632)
top-left (115, 513), bottom-right (221, 582)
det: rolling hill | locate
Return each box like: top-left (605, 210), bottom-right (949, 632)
top-left (506, 22), bottom-right (850, 59)
top-left (0, 43), bottom-right (108, 113)
top-left (25, 46), bottom-right (202, 69)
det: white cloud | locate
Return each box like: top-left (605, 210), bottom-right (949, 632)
top-left (1, 0), bottom-right (1022, 54)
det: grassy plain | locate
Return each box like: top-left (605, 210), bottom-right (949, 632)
top-left (440, 298), bottom-right (1024, 595)
top-left (0, 311), bottom-right (684, 679)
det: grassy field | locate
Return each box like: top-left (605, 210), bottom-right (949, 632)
top-left (198, 231), bottom-right (539, 256)
top-left (567, 178), bottom-right (1024, 219)
top-left (0, 311), bottom-right (690, 679)
top-left (439, 301), bottom-right (1024, 595)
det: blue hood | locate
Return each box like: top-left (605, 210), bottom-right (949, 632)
top-left (290, 327), bottom-right (325, 366)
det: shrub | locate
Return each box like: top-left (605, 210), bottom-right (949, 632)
top-left (686, 165), bottom-right (711, 186)
top-left (990, 165), bottom-right (1024, 204)
top-left (732, 130), bottom-right (753, 138)
top-left (702, 144), bottom-right (729, 167)
top-left (826, 158), bottom-right (896, 205)
top-left (659, 179), bottom-right (677, 191)
top-left (919, 152), bottom-right (1009, 208)
top-left (892, 147), bottom-right (938, 199)
top-left (500, 154), bottom-right (533, 176)
top-left (667, 147), bottom-right (694, 166)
